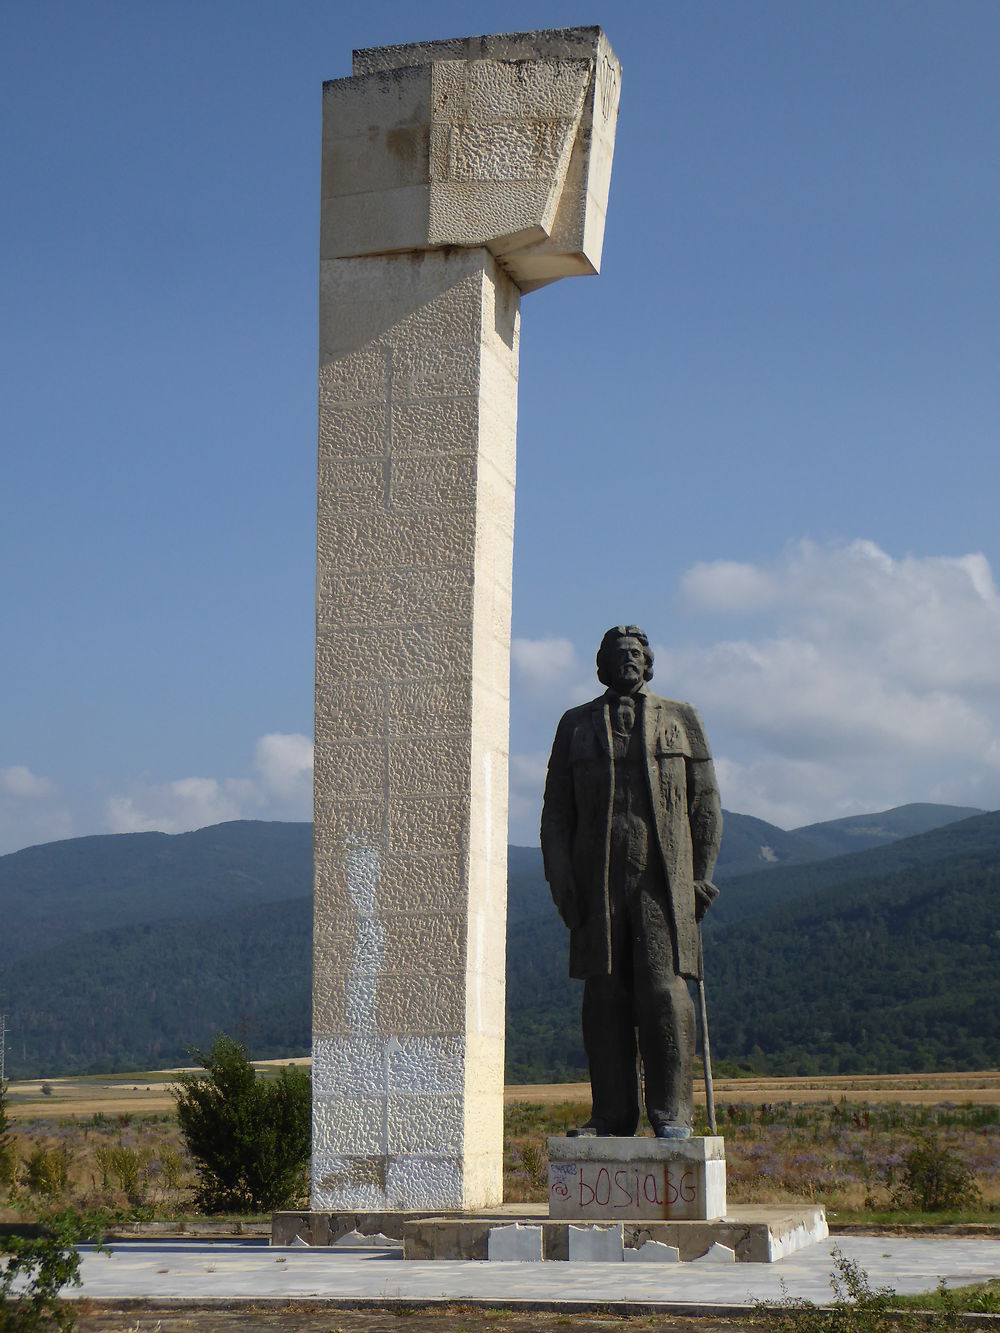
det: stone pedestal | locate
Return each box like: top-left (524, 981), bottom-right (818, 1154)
top-left (313, 28), bottom-right (621, 1213)
top-left (547, 1136), bottom-right (727, 1222)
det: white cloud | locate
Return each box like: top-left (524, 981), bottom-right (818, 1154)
top-left (508, 751), bottom-right (550, 844)
top-left (712, 755), bottom-right (873, 831)
top-left (508, 540), bottom-right (1000, 835)
top-left (661, 539), bottom-right (1000, 823)
top-left (0, 765), bottom-right (55, 798)
top-left (0, 764), bottom-right (74, 854)
top-left (507, 639), bottom-right (598, 840)
top-left (105, 732), bottom-right (314, 836)
top-left (253, 733), bottom-right (313, 807)
top-left (106, 777), bottom-right (245, 835)
top-left (511, 636), bottom-right (580, 696)
top-left (0, 803), bottom-right (74, 855)
top-left (680, 559), bottom-right (777, 613)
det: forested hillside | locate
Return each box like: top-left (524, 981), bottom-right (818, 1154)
top-left (1, 806), bottom-right (996, 1079)
top-left (0, 821), bottom-right (311, 967)
top-left (1, 901), bottom-right (311, 1075)
top-left (712, 802), bottom-right (983, 880)
top-left (507, 810), bottom-right (1000, 1080)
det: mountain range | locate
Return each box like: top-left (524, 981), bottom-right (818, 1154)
top-left (0, 803), bottom-right (996, 1079)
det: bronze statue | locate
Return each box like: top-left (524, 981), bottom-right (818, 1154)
top-left (540, 626), bottom-right (722, 1138)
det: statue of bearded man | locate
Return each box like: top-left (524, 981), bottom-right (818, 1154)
top-left (540, 625), bottom-right (723, 1138)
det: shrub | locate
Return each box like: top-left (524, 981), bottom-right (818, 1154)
top-left (513, 1141), bottom-right (547, 1190)
top-left (0, 1210), bottom-right (102, 1332)
top-left (24, 1145), bottom-right (70, 1200)
top-left (109, 1143), bottom-right (150, 1198)
top-left (174, 1035), bottom-right (310, 1214)
top-left (155, 1145), bottom-right (185, 1192)
top-left (0, 1082), bottom-right (15, 1189)
top-left (893, 1135), bottom-right (982, 1212)
top-left (753, 1247), bottom-right (901, 1333)
top-left (93, 1144), bottom-right (113, 1192)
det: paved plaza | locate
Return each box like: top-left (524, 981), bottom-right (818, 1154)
top-left (65, 1235), bottom-right (999, 1311)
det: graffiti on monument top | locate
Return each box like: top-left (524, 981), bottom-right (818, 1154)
top-left (597, 53), bottom-right (618, 121)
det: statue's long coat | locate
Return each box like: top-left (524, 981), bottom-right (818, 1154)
top-left (540, 688), bottom-right (723, 981)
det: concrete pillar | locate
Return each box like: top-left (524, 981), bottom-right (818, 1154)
top-left (313, 27), bottom-right (620, 1212)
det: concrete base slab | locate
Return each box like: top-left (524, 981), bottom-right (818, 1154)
top-left (274, 1210), bottom-right (424, 1246)
top-left (398, 1203), bottom-right (829, 1262)
top-left (66, 1235), bottom-right (1000, 1307)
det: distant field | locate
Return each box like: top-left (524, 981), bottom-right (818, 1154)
top-left (4, 1057), bottom-right (309, 1120)
top-left (5, 1065), bottom-right (999, 1119)
top-left (509, 1072), bottom-right (1000, 1106)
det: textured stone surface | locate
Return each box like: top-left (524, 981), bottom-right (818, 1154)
top-left (314, 29), bottom-right (619, 1213)
top-left (547, 1136), bottom-right (727, 1221)
top-left (385, 1204), bottom-right (828, 1263)
top-left (322, 28), bottom-right (620, 292)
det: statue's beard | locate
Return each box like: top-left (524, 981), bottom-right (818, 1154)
top-left (612, 666), bottom-right (643, 694)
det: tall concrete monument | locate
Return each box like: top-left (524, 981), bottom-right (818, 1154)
top-left (313, 28), bottom-right (620, 1213)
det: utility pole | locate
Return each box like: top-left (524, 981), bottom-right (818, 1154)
top-left (0, 1013), bottom-right (8, 1086)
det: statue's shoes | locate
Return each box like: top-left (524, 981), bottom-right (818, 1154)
top-left (567, 1120), bottom-right (611, 1137)
top-left (653, 1123), bottom-right (692, 1140)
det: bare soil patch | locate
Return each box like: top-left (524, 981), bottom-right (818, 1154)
top-left (71, 1301), bottom-right (740, 1333)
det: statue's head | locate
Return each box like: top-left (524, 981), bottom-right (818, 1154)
top-left (596, 625), bottom-right (654, 693)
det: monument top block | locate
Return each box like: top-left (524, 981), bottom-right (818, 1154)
top-left (321, 27), bottom-right (621, 291)
top-left (350, 27), bottom-right (612, 75)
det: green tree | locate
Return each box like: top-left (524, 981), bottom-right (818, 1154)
top-left (0, 1210), bottom-right (100, 1333)
top-left (0, 1080), bottom-right (14, 1188)
top-left (893, 1136), bottom-right (982, 1212)
top-left (173, 1035), bottom-right (310, 1213)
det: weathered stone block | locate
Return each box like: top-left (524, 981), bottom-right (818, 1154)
top-left (548, 1136), bottom-right (727, 1222)
top-left (625, 1238), bottom-right (680, 1263)
top-left (568, 1223), bottom-right (624, 1262)
top-left (487, 1223), bottom-right (544, 1262)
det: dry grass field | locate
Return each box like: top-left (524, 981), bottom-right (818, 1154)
top-left (3, 1067), bottom-right (998, 1225)
top-left (7, 1066), bottom-right (998, 1121)
top-left (509, 1071), bottom-right (1000, 1107)
top-left (3, 1059), bottom-right (310, 1121)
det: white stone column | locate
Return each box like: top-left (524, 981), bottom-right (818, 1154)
top-left (313, 28), bottom-right (620, 1212)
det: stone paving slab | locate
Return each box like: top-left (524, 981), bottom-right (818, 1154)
top-left (65, 1236), bottom-right (1000, 1308)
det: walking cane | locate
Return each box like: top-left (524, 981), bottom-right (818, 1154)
top-left (697, 929), bottom-right (717, 1134)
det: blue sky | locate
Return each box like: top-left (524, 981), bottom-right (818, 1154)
top-left (2, 1), bottom-right (998, 853)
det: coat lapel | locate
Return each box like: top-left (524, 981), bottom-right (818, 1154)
top-left (641, 689), bottom-right (658, 756)
top-left (591, 696), bottom-right (612, 756)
